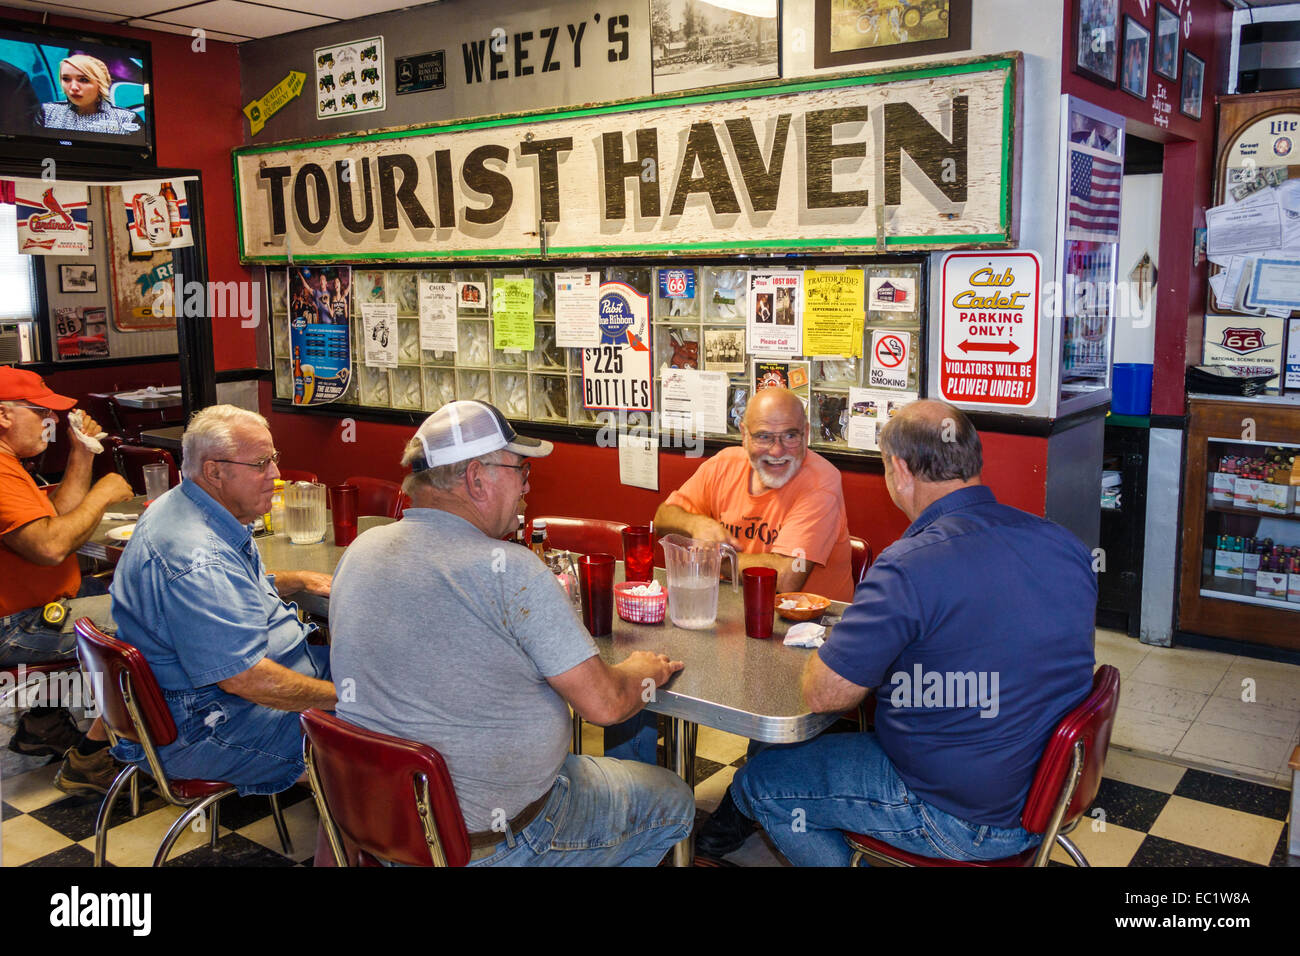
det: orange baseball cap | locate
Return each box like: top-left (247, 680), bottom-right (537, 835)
top-left (0, 367), bottom-right (77, 411)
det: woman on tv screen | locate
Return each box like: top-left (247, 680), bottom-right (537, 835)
top-left (42, 54), bottom-right (141, 135)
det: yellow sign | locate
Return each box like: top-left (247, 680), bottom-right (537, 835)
top-left (492, 278), bottom-right (536, 351)
top-left (803, 270), bottom-right (864, 357)
top-left (244, 71), bottom-right (306, 137)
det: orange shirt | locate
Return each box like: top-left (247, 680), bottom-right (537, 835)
top-left (665, 447), bottom-right (854, 602)
top-left (0, 453), bottom-right (80, 616)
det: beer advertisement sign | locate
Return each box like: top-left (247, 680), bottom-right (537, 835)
top-left (287, 266), bottom-right (353, 405)
top-left (582, 282), bottom-right (652, 411)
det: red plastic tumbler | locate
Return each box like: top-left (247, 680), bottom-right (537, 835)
top-left (621, 525), bottom-right (654, 582)
top-left (329, 484), bottom-right (358, 547)
top-left (578, 553), bottom-right (616, 636)
top-left (742, 567), bottom-right (777, 639)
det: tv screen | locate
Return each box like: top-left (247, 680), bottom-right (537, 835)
top-left (0, 19), bottom-right (153, 161)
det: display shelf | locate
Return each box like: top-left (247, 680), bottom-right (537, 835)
top-left (1208, 503), bottom-right (1300, 522)
top-left (1198, 588), bottom-right (1300, 612)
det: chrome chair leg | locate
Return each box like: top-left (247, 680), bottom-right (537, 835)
top-left (1056, 834), bottom-right (1089, 867)
top-left (154, 791), bottom-right (231, 866)
top-left (93, 763), bottom-right (137, 867)
top-left (269, 792), bottom-right (293, 855)
top-left (129, 771), bottom-right (140, 817)
top-left (209, 801), bottom-right (220, 849)
top-left (683, 721), bottom-right (698, 791)
top-left (571, 712), bottom-right (583, 755)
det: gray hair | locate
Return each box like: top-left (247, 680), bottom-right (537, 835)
top-left (400, 437), bottom-right (504, 496)
top-left (182, 405), bottom-right (269, 480)
top-left (879, 403), bottom-right (982, 482)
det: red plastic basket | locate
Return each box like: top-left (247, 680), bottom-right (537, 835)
top-left (614, 581), bottom-right (667, 624)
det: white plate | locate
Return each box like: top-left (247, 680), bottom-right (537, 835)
top-left (106, 526), bottom-right (135, 542)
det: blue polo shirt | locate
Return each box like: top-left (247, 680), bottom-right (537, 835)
top-left (819, 486), bottom-right (1096, 828)
top-left (109, 480), bottom-right (327, 693)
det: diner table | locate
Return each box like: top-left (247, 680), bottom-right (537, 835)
top-left (139, 425), bottom-right (183, 455)
top-left (591, 565), bottom-right (841, 866)
top-left (113, 386), bottom-right (182, 410)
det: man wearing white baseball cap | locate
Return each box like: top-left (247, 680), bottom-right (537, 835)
top-left (329, 401), bottom-right (695, 866)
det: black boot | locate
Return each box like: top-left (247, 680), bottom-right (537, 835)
top-left (695, 788), bottom-right (756, 858)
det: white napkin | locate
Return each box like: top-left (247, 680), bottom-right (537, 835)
top-left (783, 622), bottom-right (826, 648)
top-left (68, 409), bottom-right (107, 454)
top-left (102, 513), bottom-right (140, 522)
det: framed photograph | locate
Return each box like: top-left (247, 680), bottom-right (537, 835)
top-left (1120, 16), bottom-right (1150, 100)
top-left (815, 0), bottom-right (971, 70)
top-left (1154, 4), bottom-right (1180, 81)
top-left (651, 0), bottom-right (780, 94)
top-left (1073, 0), bottom-right (1119, 87)
top-left (1181, 50), bottom-right (1205, 120)
top-left (58, 264), bottom-right (97, 294)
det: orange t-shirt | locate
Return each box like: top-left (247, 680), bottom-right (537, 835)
top-left (665, 447), bottom-right (854, 602)
top-left (0, 453), bottom-right (80, 616)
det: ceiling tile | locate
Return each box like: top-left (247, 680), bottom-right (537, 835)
top-left (125, 18), bottom-right (253, 43)
top-left (0, 1), bottom-right (125, 22)
top-left (273, 0), bottom-right (440, 18)
top-left (137, 1), bottom-right (337, 38)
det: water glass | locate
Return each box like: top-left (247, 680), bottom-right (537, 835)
top-left (621, 524), bottom-right (654, 582)
top-left (578, 553), bottom-right (615, 636)
top-left (142, 462), bottom-right (169, 503)
top-left (284, 481), bottom-right (327, 545)
top-left (742, 567), bottom-right (777, 639)
top-left (329, 484), bottom-right (358, 546)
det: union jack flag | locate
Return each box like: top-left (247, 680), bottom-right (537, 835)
top-left (1067, 149), bottom-right (1122, 243)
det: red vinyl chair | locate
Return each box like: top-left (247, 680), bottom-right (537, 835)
top-left (301, 708), bottom-right (471, 867)
top-left (849, 535), bottom-right (873, 584)
top-left (278, 469), bottom-right (319, 484)
top-left (844, 664), bottom-right (1121, 867)
top-left (532, 516), bottom-right (629, 555)
top-left (72, 618), bottom-right (293, 867)
top-left (343, 475), bottom-right (409, 518)
top-left (114, 444), bottom-right (179, 496)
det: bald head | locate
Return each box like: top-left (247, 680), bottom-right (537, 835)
top-left (744, 387), bottom-right (803, 431)
top-left (879, 400), bottom-right (982, 482)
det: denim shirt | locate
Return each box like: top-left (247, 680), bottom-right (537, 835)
top-left (109, 481), bottom-right (326, 712)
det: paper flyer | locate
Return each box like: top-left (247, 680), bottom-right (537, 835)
top-left (492, 276), bottom-right (535, 351)
top-left (867, 276), bottom-right (915, 313)
top-left (362, 302), bottom-right (399, 368)
top-left (752, 358), bottom-right (810, 407)
top-left (847, 388), bottom-right (918, 451)
top-left (619, 432), bottom-right (659, 491)
top-left (661, 368), bottom-right (728, 435)
top-left (803, 270), bottom-right (863, 356)
top-left (555, 270), bottom-right (601, 347)
top-left (418, 281), bottom-right (457, 353)
top-left (745, 271), bottom-right (802, 356)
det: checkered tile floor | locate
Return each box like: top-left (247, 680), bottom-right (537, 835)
top-left (1, 716), bottom-right (1294, 867)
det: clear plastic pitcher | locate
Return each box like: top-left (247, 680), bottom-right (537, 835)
top-left (660, 534), bottom-right (738, 630)
top-left (284, 481), bottom-right (327, 545)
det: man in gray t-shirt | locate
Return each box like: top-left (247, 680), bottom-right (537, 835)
top-left (330, 401), bottom-right (694, 866)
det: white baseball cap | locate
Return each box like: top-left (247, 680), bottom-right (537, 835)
top-left (410, 400), bottom-right (553, 472)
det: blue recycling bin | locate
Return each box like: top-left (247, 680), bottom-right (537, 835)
top-left (1112, 363), bottom-right (1153, 416)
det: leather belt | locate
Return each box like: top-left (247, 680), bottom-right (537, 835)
top-left (465, 783), bottom-right (554, 854)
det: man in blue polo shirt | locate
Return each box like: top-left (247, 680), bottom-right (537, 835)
top-left (697, 399), bottom-right (1096, 864)
top-left (110, 405), bottom-right (335, 794)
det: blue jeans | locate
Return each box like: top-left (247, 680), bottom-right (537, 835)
top-left (0, 587), bottom-right (112, 668)
top-left (730, 731), bottom-right (1040, 866)
top-left (468, 754), bottom-right (694, 867)
top-left (603, 711), bottom-right (660, 764)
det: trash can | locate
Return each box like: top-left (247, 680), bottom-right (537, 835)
top-left (1112, 363), bottom-right (1153, 416)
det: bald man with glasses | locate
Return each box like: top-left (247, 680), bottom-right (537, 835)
top-left (108, 405), bottom-right (335, 796)
top-left (654, 386), bottom-right (853, 601)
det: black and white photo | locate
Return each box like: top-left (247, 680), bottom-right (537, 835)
top-left (651, 0), bottom-right (780, 94)
top-left (58, 263), bottom-right (97, 293)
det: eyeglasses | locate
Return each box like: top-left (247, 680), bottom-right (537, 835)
top-left (10, 403), bottom-right (54, 418)
top-left (748, 429), bottom-right (804, 448)
top-left (482, 460), bottom-right (531, 483)
top-left (213, 451), bottom-right (281, 473)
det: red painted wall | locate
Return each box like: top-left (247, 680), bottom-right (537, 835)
top-left (1, 6), bottom-right (254, 371)
top-left (1061, 0), bottom-right (1231, 417)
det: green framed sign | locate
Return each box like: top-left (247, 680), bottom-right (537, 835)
top-left (233, 53), bottom-right (1021, 264)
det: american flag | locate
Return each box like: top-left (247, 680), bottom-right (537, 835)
top-left (1067, 150), bottom-right (1122, 243)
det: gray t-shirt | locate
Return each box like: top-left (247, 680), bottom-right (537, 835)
top-left (329, 508), bottom-right (597, 831)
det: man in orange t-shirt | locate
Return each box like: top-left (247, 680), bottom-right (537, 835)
top-left (601, 388), bottom-right (853, 766)
top-left (655, 386), bottom-right (853, 602)
top-left (1, 367), bottom-right (133, 793)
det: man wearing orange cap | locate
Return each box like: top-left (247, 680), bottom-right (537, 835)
top-left (0, 367), bottom-right (133, 794)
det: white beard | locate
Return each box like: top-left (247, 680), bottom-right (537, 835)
top-left (755, 455), bottom-right (799, 489)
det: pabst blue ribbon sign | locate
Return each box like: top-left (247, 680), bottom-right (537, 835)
top-left (583, 282), bottom-right (651, 411)
top-left (233, 56), bottom-right (1019, 262)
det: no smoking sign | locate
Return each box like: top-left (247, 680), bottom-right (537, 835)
top-left (869, 329), bottom-right (911, 389)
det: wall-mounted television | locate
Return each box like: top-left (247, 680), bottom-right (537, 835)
top-left (0, 18), bottom-right (155, 167)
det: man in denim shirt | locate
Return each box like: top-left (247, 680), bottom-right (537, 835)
top-left (110, 406), bottom-right (334, 794)
top-left (698, 401), bottom-right (1096, 864)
